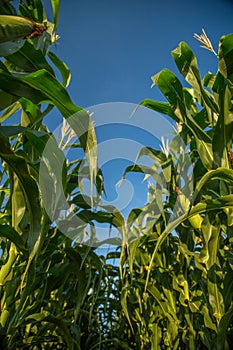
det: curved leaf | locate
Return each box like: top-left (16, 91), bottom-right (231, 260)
top-left (50, 0), bottom-right (60, 32)
top-left (171, 41), bottom-right (219, 114)
top-left (217, 303), bottom-right (233, 350)
top-left (0, 68), bottom-right (97, 197)
top-left (145, 194), bottom-right (233, 291)
top-left (48, 50), bottom-right (71, 86)
top-left (5, 40), bottom-right (55, 74)
top-left (0, 224), bottom-right (28, 258)
top-left (218, 33), bottom-right (233, 82)
top-left (0, 130), bottom-right (42, 251)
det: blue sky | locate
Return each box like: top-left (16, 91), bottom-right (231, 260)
top-left (49, 0), bottom-right (233, 106)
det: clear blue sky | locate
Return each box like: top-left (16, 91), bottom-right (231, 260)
top-left (49, 0), bottom-right (233, 106)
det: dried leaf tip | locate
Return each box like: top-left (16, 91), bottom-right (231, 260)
top-left (194, 28), bottom-right (218, 56)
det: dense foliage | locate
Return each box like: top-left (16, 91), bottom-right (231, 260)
top-left (0, 1), bottom-right (232, 349)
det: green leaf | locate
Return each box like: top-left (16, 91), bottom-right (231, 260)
top-left (20, 97), bottom-right (42, 126)
top-left (121, 286), bottom-right (134, 332)
top-left (192, 167), bottom-right (233, 204)
top-left (0, 89), bottom-right (19, 110)
top-left (24, 129), bottom-right (50, 154)
top-left (0, 0), bottom-right (17, 15)
top-left (139, 98), bottom-right (178, 121)
top-left (145, 193), bottom-right (233, 291)
top-left (0, 69), bottom-right (47, 103)
top-left (0, 69), bottom-right (97, 199)
top-left (185, 117), bottom-right (214, 170)
top-left (5, 40), bottom-right (55, 75)
top-left (121, 164), bottom-right (157, 180)
top-left (212, 74), bottom-right (233, 167)
top-left (151, 68), bottom-right (186, 122)
top-left (0, 125), bottom-right (27, 136)
top-left (0, 224), bottom-right (28, 258)
top-left (42, 315), bottom-right (74, 349)
top-left (136, 146), bottom-right (167, 164)
top-left (172, 41), bottom-right (202, 90)
top-left (0, 100), bottom-right (20, 121)
top-left (89, 338), bottom-right (134, 350)
top-left (223, 270), bottom-right (233, 310)
top-left (218, 34), bottom-right (233, 82)
top-left (20, 70), bottom-right (98, 195)
top-left (71, 194), bottom-right (92, 209)
top-left (150, 67), bottom-right (214, 169)
top-left (0, 130), bottom-right (42, 251)
top-left (19, 0), bottom-right (45, 22)
top-left (201, 214), bottom-right (224, 322)
top-left (50, 0), bottom-right (60, 32)
top-left (137, 279), bottom-right (172, 319)
top-left (11, 171), bottom-right (26, 233)
top-left (126, 208), bottom-right (143, 229)
top-left (48, 51), bottom-right (71, 86)
top-left (0, 38), bottom-right (25, 56)
top-left (217, 303), bottom-right (233, 350)
top-left (25, 311), bottom-right (49, 322)
top-left (172, 41), bottom-right (219, 114)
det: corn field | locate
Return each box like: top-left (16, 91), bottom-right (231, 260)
top-left (0, 1), bottom-right (232, 349)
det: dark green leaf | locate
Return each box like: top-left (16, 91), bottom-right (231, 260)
top-left (5, 40), bottom-right (55, 75)
top-left (218, 34), bottom-right (233, 82)
top-left (0, 224), bottom-right (28, 257)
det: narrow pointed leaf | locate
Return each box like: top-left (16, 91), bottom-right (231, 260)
top-left (50, 0), bottom-right (60, 32)
top-left (0, 224), bottom-right (28, 257)
top-left (218, 33), bottom-right (233, 82)
top-left (0, 131), bottom-right (42, 251)
top-left (48, 51), bottom-right (71, 87)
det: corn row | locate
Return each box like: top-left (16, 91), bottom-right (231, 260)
top-left (0, 15), bottom-right (47, 44)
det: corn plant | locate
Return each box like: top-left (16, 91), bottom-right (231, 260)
top-left (0, 1), bottom-right (109, 348)
top-left (118, 31), bottom-right (233, 349)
